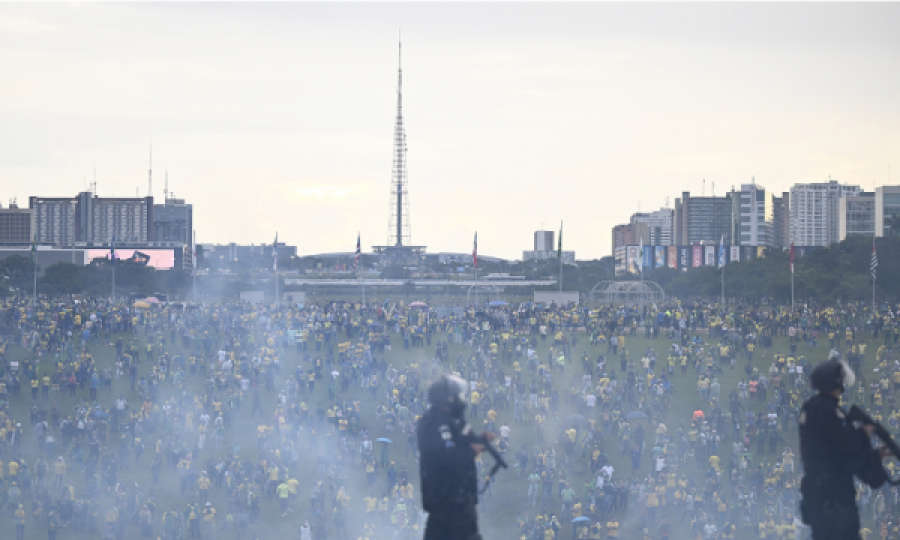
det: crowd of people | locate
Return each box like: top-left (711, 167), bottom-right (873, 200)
top-left (0, 295), bottom-right (899, 540)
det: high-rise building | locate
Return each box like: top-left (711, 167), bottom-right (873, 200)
top-left (30, 196), bottom-right (78, 246)
top-left (534, 230), bottom-right (554, 252)
top-left (30, 192), bottom-right (154, 246)
top-left (838, 191), bottom-right (876, 240)
top-left (731, 183), bottom-right (772, 246)
top-left (0, 202), bottom-right (32, 244)
top-left (630, 208), bottom-right (674, 246)
top-left (611, 222), bottom-right (648, 254)
top-left (790, 179), bottom-right (861, 246)
top-left (673, 191), bottom-right (733, 245)
top-left (153, 196), bottom-right (193, 249)
top-left (875, 186), bottom-right (900, 237)
top-left (772, 192), bottom-right (790, 248)
top-left (525, 229), bottom-right (574, 263)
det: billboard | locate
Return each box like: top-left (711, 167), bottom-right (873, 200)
top-left (743, 246), bottom-right (756, 261)
top-left (626, 245), bottom-right (641, 274)
top-left (730, 246), bottom-right (740, 263)
top-left (757, 246), bottom-right (766, 258)
top-left (679, 247), bottom-right (690, 272)
top-left (704, 245), bottom-right (715, 266)
top-left (654, 246), bottom-right (666, 269)
top-left (88, 249), bottom-right (176, 270)
top-left (692, 246), bottom-right (702, 268)
top-left (667, 246), bottom-right (678, 269)
top-left (643, 246), bottom-right (653, 271)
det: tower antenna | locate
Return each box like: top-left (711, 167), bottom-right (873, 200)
top-left (387, 32), bottom-right (411, 247)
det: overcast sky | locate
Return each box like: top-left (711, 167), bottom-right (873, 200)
top-left (1, 2), bottom-right (899, 259)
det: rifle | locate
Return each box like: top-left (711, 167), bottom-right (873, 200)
top-left (462, 431), bottom-right (508, 494)
top-left (847, 405), bottom-right (900, 486)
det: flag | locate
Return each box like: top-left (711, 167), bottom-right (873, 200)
top-left (473, 232), bottom-right (478, 270)
top-left (354, 233), bottom-right (361, 270)
top-left (789, 242), bottom-right (795, 274)
top-left (718, 236), bottom-right (725, 268)
top-left (557, 222), bottom-right (563, 260)
top-left (871, 241), bottom-right (878, 280)
top-left (110, 236), bottom-right (116, 267)
top-left (273, 232), bottom-right (278, 271)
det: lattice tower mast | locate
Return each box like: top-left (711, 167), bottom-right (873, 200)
top-left (388, 38), bottom-right (411, 247)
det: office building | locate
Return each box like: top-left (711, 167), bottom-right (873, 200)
top-left (673, 191), bottom-right (733, 245)
top-left (838, 191), bottom-right (876, 240)
top-left (0, 203), bottom-right (33, 244)
top-left (524, 229), bottom-right (574, 263)
top-left (153, 197), bottom-right (193, 249)
top-left (30, 196), bottom-right (78, 246)
top-left (772, 192), bottom-right (790, 248)
top-left (611, 222), bottom-right (649, 254)
top-left (731, 183), bottom-right (772, 246)
top-left (630, 208), bottom-right (674, 246)
top-left (534, 230), bottom-right (554, 252)
top-left (30, 192), bottom-right (154, 246)
top-left (790, 180), bottom-right (862, 246)
top-left (875, 186), bottom-right (900, 237)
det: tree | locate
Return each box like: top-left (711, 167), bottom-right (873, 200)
top-left (39, 263), bottom-right (84, 295)
top-left (0, 255), bottom-right (35, 294)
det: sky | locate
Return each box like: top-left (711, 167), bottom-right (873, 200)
top-left (1, 2), bottom-right (899, 260)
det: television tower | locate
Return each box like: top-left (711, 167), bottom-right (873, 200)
top-left (387, 37), bottom-right (411, 247)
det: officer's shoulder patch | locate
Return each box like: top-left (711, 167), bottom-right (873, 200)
top-left (836, 408), bottom-right (846, 419)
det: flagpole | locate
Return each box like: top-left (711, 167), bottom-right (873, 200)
top-left (32, 257), bottom-right (37, 300)
top-left (558, 222), bottom-right (563, 293)
top-left (873, 237), bottom-right (877, 310)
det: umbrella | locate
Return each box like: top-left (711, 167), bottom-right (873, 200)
top-left (376, 438), bottom-right (393, 444)
top-left (144, 297), bottom-right (161, 304)
top-left (409, 301), bottom-right (427, 308)
top-left (488, 300), bottom-right (509, 307)
top-left (133, 301), bottom-right (150, 309)
top-left (571, 517), bottom-right (591, 524)
top-left (625, 411), bottom-right (648, 420)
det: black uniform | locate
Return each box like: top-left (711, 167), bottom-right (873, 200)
top-left (799, 393), bottom-right (875, 540)
top-left (417, 407), bottom-right (480, 540)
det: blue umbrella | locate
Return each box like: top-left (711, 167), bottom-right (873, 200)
top-left (571, 517), bottom-right (591, 523)
top-left (376, 438), bottom-right (393, 444)
top-left (488, 300), bottom-right (509, 307)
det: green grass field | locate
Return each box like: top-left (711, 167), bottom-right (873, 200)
top-left (0, 315), bottom-right (885, 540)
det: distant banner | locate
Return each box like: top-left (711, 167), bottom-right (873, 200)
top-left (679, 247), bottom-right (690, 272)
top-left (667, 246), bottom-right (678, 269)
top-left (730, 246), bottom-right (740, 263)
top-left (654, 246), bottom-right (666, 269)
top-left (643, 246), bottom-right (653, 271)
top-left (692, 246), bottom-right (702, 268)
top-left (743, 246), bottom-right (756, 261)
top-left (704, 245), bottom-right (715, 266)
top-left (757, 246), bottom-right (766, 258)
top-left (626, 245), bottom-right (641, 274)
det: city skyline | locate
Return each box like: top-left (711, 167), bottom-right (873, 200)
top-left (1, 3), bottom-right (898, 259)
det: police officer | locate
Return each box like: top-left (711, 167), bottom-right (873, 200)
top-left (799, 354), bottom-right (888, 540)
top-left (418, 375), bottom-right (495, 540)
